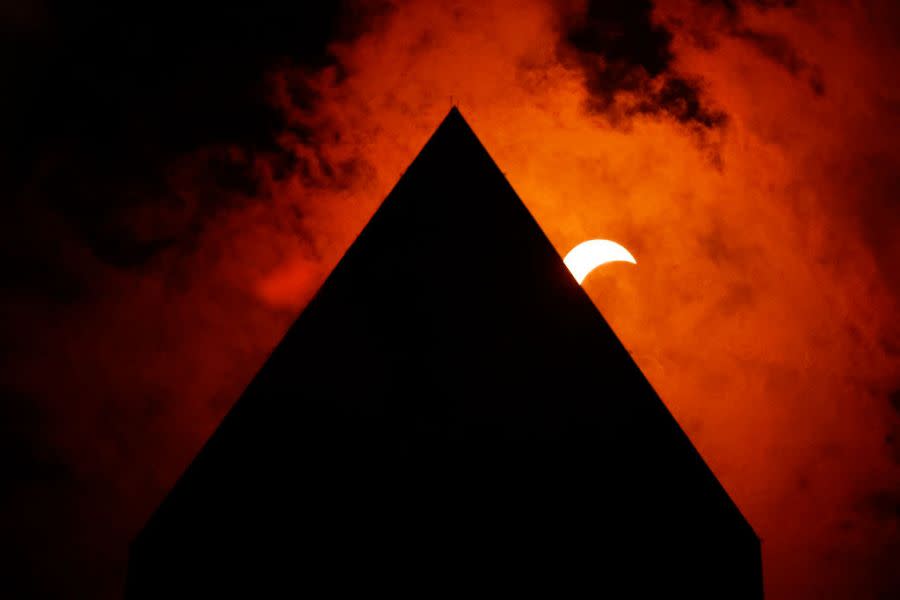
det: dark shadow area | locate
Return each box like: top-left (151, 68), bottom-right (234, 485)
top-left (126, 108), bottom-right (762, 597)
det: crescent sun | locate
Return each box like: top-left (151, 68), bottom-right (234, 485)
top-left (563, 239), bottom-right (636, 284)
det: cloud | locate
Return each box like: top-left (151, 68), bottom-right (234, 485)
top-left (558, 0), bottom-right (727, 128)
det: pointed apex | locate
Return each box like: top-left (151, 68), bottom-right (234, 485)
top-left (437, 105), bottom-right (471, 134)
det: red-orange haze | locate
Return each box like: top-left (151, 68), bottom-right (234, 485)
top-left (3, 1), bottom-right (899, 598)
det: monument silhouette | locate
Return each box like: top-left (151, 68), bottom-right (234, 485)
top-left (126, 108), bottom-right (762, 597)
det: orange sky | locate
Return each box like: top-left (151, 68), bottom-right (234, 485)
top-left (3, 1), bottom-right (899, 597)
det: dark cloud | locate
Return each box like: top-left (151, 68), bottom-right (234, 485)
top-left (732, 28), bottom-right (825, 95)
top-left (558, 0), bottom-right (726, 129)
top-left (693, 0), bottom-right (825, 95)
top-left (705, 0), bottom-right (798, 14)
top-left (0, 1), bottom-right (364, 273)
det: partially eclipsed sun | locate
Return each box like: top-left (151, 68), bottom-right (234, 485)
top-left (563, 239), bottom-right (636, 284)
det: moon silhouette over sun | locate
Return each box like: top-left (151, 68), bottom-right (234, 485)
top-left (563, 239), bottom-right (636, 284)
